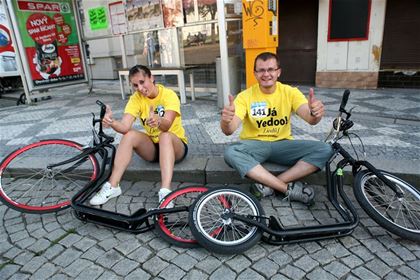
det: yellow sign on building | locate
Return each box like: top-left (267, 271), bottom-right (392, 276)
top-left (242, 0), bottom-right (278, 87)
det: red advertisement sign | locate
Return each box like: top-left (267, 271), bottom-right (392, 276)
top-left (11, 0), bottom-right (86, 88)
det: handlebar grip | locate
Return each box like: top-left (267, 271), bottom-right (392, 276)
top-left (96, 100), bottom-right (106, 119)
top-left (339, 89), bottom-right (350, 112)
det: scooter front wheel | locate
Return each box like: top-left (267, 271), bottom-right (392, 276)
top-left (189, 187), bottom-right (264, 254)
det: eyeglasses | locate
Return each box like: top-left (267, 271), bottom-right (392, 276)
top-left (254, 68), bottom-right (279, 75)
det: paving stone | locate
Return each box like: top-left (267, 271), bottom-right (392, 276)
top-left (59, 233), bottom-right (82, 248)
top-left (306, 267), bottom-right (338, 280)
top-left (27, 238), bottom-right (51, 254)
top-left (14, 251), bottom-right (35, 265)
top-left (29, 263), bottom-right (58, 280)
top-left (43, 244), bottom-right (65, 260)
top-left (148, 237), bottom-right (170, 251)
top-left (268, 250), bottom-right (292, 267)
top-left (408, 260), bottom-right (420, 273)
top-left (62, 259), bottom-right (94, 278)
top-left (15, 237), bottom-right (36, 249)
top-left (271, 273), bottom-right (291, 280)
top-left (127, 246), bottom-right (153, 263)
top-left (311, 248), bottom-right (335, 265)
top-left (383, 271), bottom-right (410, 280)
top-left (81, 246), bottom-right (106, 261)
top-left (325, 242), bottom-right (351, 258)
top-left (390, 246), bottom-right (417, 262)
top-left (194, 256), bottom-right (222, 274)
top-left (97, 237), bottom-right (120, 251)
top-left (397, 265), bottom-right (420, 279)
top-left (237, 268), bottom-right (265, 280)
top-left (225, 255), bottom-right (252, 273)
top-left (21, 256), bottom-right (48, 274)
top-left (74, 264), bottom-right (104, 280)
top-left (157, 248), bottom-right (178, 261)
top-left (114, 239), bottom-right (141, 255)
top-left (294, 255), bottom-right (319, 273)
top-left (158, 264), bottom-right (186, 280)
top-left (182, 269), bottom-right (208, 280)
top-left (340, 255), bottom-right (363, 269)
top-left (3, 246), bottom-right (22, 259)
top-left (365, 258), bottom-right (393, 278)
top-left (209, 265), bottom-right (236, 280)
top-left (44, 228), bottom-right (68, 242)
top-left (171, 253), bottom-right (198, 271)
top-left (0, 264), bottom-right (20, 279)
top-left (283, 244), bottom-right (308, 260)
top-left (324, 261), bottom-right (351, 278)
top-left (52, 248), bottom-right (82, 268)
top-left (142, 256), bottom-right (170, 276)
top-left (279, 264), bottom-right (306, 279)
top-left (352, 266), bottom-right (381, 280)
top-left (126, 268), bottom-right (151, 280)
top-left (360, 238), bottom-right (388, 253)
top-left (29, 228), bottom-right (49, 239)
top-left (96, 270), bottom-right (121, 280)
top-left (96, 249), bottom-right (124, 268)
top-left (251, 258), bottom-right (279, 278)
top-left (9, 230), bottom-right (30, 243)
top-left (0, 241), bottom-right (13, 255)
top-left (8, 272), bottom-right (30, 280)
top-left (376, 250), bottom-right (404, 267)
top-left (111, 258), bottom-right (139, 276)
top-left (73, 237), bottom-right (97, 252)
top-left (349, 245), bottom-right (375, 262)
top-left (243, 244), bottom-right (267, 261)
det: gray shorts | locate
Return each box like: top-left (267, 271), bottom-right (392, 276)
top-left (224, 139), bottom-right (333, 178)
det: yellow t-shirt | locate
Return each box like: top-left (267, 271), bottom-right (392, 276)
top-left (235, 82), bottom-right (307, 141)
top-left (124, 84), bottom-right (188, 144)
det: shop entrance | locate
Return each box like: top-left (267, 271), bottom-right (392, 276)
top-left (276, 0), bottom-right (318, 85)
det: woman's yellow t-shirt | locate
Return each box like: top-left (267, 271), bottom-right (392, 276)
top-left (235, 82), bottom-right (307, 141)
top-left (124, 84), bottom-right (187, 144)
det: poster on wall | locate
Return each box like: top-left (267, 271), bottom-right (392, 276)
top-left (0, 4), bottom-right (19, 77)
top-left (126, 0), bottom-right (163, 32)
top-left (109, 1), bottom-right (127, 35)
top-left (161, 0), bottom-right (183, 27)
top-left (158, 28), bottom-right (180, 67)
top-left (7, 0), bottom-right (87, 90)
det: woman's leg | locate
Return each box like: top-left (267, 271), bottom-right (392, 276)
top-left (158, 132), bottom-right (185, 189)
top-left (108, 130), bottom-right (156, 187)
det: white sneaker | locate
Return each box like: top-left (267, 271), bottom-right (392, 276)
top-left (89, 182), bottom-right (122, 205)
top-left (158, 188), bottom-right (174, 208)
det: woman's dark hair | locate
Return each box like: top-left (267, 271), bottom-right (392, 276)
top-left (253, 52), bottom-right (280, 71)
top-left (128, 65), bottom-right (152, 79)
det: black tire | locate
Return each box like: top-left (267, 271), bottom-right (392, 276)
top-left (154, 186), bottom-right (209, 248)
top-left (189, 187), bottom-right (264, 254)
top-left (0, 139), bottom-right (99, 213)
top-left (354, 170), bottom-right (420, 242)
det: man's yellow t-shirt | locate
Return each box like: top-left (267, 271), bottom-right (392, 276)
top-left (124, 84), bottom-right (187, 144)
top-left (235, 82), bottom-right (307, 141)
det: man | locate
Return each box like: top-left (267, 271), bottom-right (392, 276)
top-left (220, 52), bottom-right (332, 205)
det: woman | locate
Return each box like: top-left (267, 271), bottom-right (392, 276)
top-left (90, 65), bottom-right (188, 206)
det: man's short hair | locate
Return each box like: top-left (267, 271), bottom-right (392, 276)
top-left (254, 52), bottom-right (280, 71)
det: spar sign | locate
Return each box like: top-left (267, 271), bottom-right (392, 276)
top-left (8, 0), bottom-right (87, 89)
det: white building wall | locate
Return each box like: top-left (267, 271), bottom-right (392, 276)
top-left (317, 0), bottom-right (386, 73)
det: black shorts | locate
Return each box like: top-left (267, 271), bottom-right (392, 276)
top-left (150, 141), bottom-right (188, 163)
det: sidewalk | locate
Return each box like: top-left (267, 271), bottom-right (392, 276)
top-left (0, 80), bottom-right (419, 184)
top-left (0, 81), bottom-right (420, 279)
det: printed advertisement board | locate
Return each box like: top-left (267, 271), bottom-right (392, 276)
top-left (7, 0), bottom-right (87, 90)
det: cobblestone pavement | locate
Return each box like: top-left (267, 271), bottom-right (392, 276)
top-left (0, 180), bottom-right (419, 279)
top-left (0, 81), bottom-right (420, 279)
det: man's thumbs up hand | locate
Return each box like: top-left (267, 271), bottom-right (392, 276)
top-left (308, 88), bottom-right (324, 118)
top-left (221, 94), bottom-right (235, 124)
